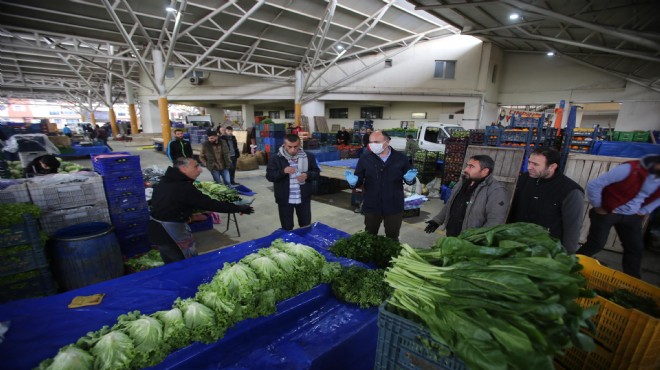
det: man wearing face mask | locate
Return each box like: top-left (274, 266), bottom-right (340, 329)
top-left (577, 154), bottom-right (660, 278)
top-left (345, 130), bottom-right (417, 240)
top-left (424, 155), bottom-right (508, 236)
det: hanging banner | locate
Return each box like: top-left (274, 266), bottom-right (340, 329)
top-left (553, 100), bottom-right (565, 129)
top-left (496, 108), bottom-right (554, 128)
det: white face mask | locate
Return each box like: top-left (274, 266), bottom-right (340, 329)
top-left (369, 142), bottom-right (385, 154)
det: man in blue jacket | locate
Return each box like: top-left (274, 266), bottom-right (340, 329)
top-left (266, 134), bottom-right (321, 230)
top-left (346, 130), bottom-right (417, 240)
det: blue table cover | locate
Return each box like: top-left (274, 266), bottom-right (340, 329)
top-left (58, 145), bottom-right (112, 157)
top-left (0, 223), bottom-right (377, 370)
top-left (591, 141), bottom-right (660, 157)
top-left (318, 158), bottom-right (359, 169)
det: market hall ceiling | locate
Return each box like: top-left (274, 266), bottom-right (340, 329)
top-left (0, 0), bottom-right (658, 107)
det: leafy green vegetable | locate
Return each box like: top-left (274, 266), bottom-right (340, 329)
top-left (194, 181), bottom-right (241, 202)
top-left (114, 311), bottom-right (166, 368)
top-left (37, 345), bottom-right (93, 370)
top-left (124, 249), bottom-right (164, 272)
top-left (89, 330), bottom-right (135, 370)
top-left (595, 288), bottom-right (659, 318)
top-left (151, 307), bottom-right (189, 350)
top-left (329, 232), bottom-right (402, 268)
top-left (175, 298), bottom-right (224, 344)
top-left (248, 256), bottom-right (281, 281)
top-left (0, 203), bottom-right (41, 226)
top-left (331, 266), bottom-right (392, 308)
top-left (384, 223), bottom-right (597, 370)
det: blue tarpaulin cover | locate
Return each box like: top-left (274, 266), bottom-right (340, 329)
top-left (317, 158), bottom-right (359, 169)
top-left (57, 144), bottom-right (112, 157)
top-left (0, 223), bottom-right (377, 370)
top-left (591, 141), bottom-right (660, 157)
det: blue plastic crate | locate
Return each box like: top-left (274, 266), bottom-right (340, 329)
top-left (91, 152), bottom-right (142, 174)
top-left (110, 206), bottom-right (149, 226)
top-left (375, 304), bottom-right (466, 370)
top-left (0, 215), bottom-right (41, 248)
top-left (269, 131), bottom-right (286, 139)
top-left (272, 123), bottom-right (286, 131)
top-left (0, 266), bottom-right (56, 303)
top-left (108, 198), bottom-right (148, 217)
top-left (189, 214), bottom-right (213, 233)
top-left (117, 233), bottom-right (150, 257)
top-left (102, 171), bottom-right (145, 193)
top-left (0, 239), bottom-right (48, 277)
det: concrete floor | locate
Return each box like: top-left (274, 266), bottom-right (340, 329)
top-left (68, 137), bottom-right (660, 286)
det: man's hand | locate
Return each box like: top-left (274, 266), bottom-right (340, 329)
top-left (403, 169), bottom-right (418, 182)
top-left (424, 220), bottom-right (440, 233)
top-left (296, 172), bottom-right (307, 183)
top-left (284, 166), bottom-right (297, 175)
top-left (238, 205), bottom-right (254, 215)
top-left (344, 170), bottom-right (358, 187)
top-left (593, 207), bottom-right (608, 215)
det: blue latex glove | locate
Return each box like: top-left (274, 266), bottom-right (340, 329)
top-left (403, 169), bottom-right (417, 182)
top-left (344, 170), bottom-right (358, 187)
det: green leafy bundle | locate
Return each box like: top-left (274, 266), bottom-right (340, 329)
top-left (124, 249), bottom-right (164, 272)
top-left (0, 203), bottom-right (41, 227)
top-left (331, 266), bottom-right (392, 308)
top-left (595, 288), bottom-right (659, 318)
top-left (384, 223), bottom-right (597, 370)
top-left (38, 238), bottom-right (337, 370)
top-left (329, 232), bottom-right (402, 268)
top-left (194, 181), bottom-right (241, 202)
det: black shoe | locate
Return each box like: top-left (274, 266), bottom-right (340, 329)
top-left (231, 182), bottom-right (240, 185)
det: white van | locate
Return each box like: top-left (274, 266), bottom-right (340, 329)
top-left (389, 122), bottom-right (465, 152)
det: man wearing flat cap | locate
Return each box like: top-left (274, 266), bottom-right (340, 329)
top-left (578, 154), bottom-right (660, 277)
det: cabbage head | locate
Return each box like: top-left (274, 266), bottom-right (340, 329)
top-left (248, 256), bottom-right (281, 280)
top-left (90, 330), bottom-right (135, 370)
top-left (175, 298), bottom-right (223, 344)
top-left (151, 307), bottom-right (190, 350)
top-left (38, 345), bottom-right (93, 370)
top-left (213, 262), bottom-right (258, 296)
top-left (115, 311), bottom-right (165, 368)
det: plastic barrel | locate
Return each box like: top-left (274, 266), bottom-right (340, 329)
top-left (51, 222), bottom-right (124, 291)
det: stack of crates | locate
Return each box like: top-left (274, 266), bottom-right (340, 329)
top-left (555, 255), bottom-right (659, 370)
top-left (187, 126), bottom-right (208, 145)
top-left (468, 129), bottom-right (486, 145)
top-left (28, 173), bottom-right (111, 236)
top-left (256, 122), bottom-right (286, 155)
top-left (411, 150), bottom-right (443, 184)
top-left (0, 214), bottom-right (56, 303)
top-left (442, 137), bottom-right (468, 185)
top-left (92, 152), bottom-right (150, 257)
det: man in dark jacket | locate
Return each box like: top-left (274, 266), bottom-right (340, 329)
top-left (578, 154), bottom-right (660, 277)
top-left (346, 130), bottom-right (417, 240)
top-left (266, 134), bottom-right (320, 230)
top-left (425, 155), bottom-right (508, 236)
top-left (148, 157), bottom-right (254, 263)
top-left (167, 129), bottom-right (193, 163)
top-left (221, 126), bottom-right (241, 185)
top-left (508, 147), bottom-right (584, 253)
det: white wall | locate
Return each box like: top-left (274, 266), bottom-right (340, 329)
top-left (616, 101), bottom-right (660, 130)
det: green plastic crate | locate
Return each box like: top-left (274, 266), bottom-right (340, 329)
top-left (632, 131), bottom-right (650, 142)
top-left (617, 131), bottom-right (633, 142)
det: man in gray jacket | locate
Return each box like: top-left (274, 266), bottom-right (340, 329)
top-left (425, 155), bottom-right (508, 236)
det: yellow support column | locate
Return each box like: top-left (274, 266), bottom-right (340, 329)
top-left (108, 108), bottom-right (119, 138)
top-left (128, 103), bottom-right (139, 134)
top-left (90, 112), bottom-right (97, 126)
top-left (159, 97), bottom-right (172, 144)
top-left (80, 114), bottom-right (86, 122)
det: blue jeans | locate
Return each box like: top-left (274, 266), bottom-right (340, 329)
top-left (210, 169), bottom-right (231, 186)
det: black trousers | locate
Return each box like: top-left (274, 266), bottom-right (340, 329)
top-left (277, 202), bottom-right (312, 231)
top-left (147, 221), bottom-right (185, 264)
top-left (578, 209), bottom-right (645, 277)
top-left (229, 156), bottom-right (237, 183)
top-left (364, 212), bottom-right (403, 241)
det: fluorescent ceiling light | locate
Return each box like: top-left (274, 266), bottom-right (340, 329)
top-left (509, 13), bottom-right (520, 20)
top-left (166, 7), bottom-right (177, 13)
top-left (547, 52), bottom-right (555, 56)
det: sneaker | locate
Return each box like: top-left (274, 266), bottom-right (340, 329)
top-left (231, 182), bottom-right (240, 185)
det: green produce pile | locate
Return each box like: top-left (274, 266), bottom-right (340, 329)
top-left (194, 181), bottom-right (241, 203)
top-left (384, 223), bottom-right (597, 370)
top-left (59, 160), bottom-right (84, 173)
top-left (412, 150), bottom-right (444, 162)
top-left (329, 231), bottom-right (402, 268)
top-left (0, 203), bottom-right (41, 227)
top-left (6, 161), bottom-right (24, 178)
top-left (38, 239), bottom-right (340, 370)
top-left (124, 250), bottom-right (164, 272)
top-left (331, 266), bottom-right (392, 308)
top-left (595, 288), bottom-right (659, 318)
top-left (450, 130), bottom-right (469, 138)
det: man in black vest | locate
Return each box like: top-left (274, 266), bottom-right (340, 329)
top-left (508, 147), bottom-right (584, 253)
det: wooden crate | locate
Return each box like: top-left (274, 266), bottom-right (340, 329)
top-left (463, 145), bottom-right (526, 216)
top-left (563, 153), bottom-right (636, 252)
